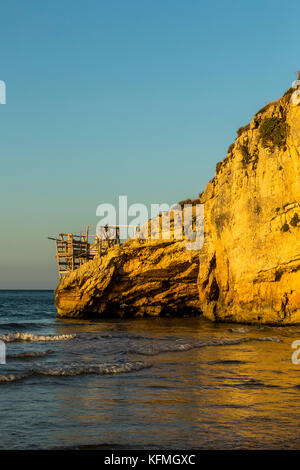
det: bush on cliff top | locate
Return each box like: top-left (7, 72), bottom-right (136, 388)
top-left (259, 117), bottom-right (289, 149)
top-left (178, 198), bottom-right (200, 207)
top-left (290, 213), bottom-right (299, 227)
top-left (236, 124), bottom-right (250, 136)
top-left (281, 223), bottom-right (290, 232)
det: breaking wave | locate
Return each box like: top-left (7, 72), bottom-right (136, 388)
top-left (7, 350), bottom-right (54, 360)
top-left (228, 328), bottom-right (251, 334)
top-left (0, 372), bottom-right (32, 383)
top-left (0, 332), bottom-right (76, 343)
top-left (36, 361), bottom-right (151, 377)
top-left (129, 336), bottom-right (281, 356)
top-left (0, 361), bottom-right (151, 384)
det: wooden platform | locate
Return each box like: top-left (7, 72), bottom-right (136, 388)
top-left (49, 225), bottom-right (138, 278)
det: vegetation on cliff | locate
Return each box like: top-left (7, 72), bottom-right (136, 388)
top-left (259, 117), bottom-right (289, 149)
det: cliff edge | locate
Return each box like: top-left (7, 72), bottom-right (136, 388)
top-left (198, 87), bottom-right (300, 324)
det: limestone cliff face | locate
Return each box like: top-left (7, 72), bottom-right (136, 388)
top-left (198, 88), bottom-right (300, 324)
top-left (55, 87), bottom-right (300, 324)
top-left (55, 238), bottom-right (200, 318)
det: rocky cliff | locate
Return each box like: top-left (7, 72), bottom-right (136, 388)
top-left (55, 86), bottom-right (300, 323)
top-left (198, 87), bottom-right (300, 324)
top-left (55, 237), bottom-right (201, 318)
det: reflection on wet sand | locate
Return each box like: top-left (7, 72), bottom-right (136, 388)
top-left (44, 318), bottom-right (300, 449)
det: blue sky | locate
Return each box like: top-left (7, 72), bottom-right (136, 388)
top-left (0, 0), bottom-right (299, 289)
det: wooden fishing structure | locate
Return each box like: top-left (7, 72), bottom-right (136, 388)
top-left (48, 225), bottom-right (139, 279)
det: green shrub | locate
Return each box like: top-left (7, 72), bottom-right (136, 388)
top-left (215, 214), bottom-right (227, 232)
top-left (259, 117), bottom-right (289, 149)
top-left (178, 198), bottom-right (200, 207)
top-left (237, 124), bottom-right (250, 137)
top-left (178, 198), bottom-right (192, 207)
top-left (227, 143), bottom-right (234, 154)
top-left (255, 103), bottom-right (272, 116)
top-left (254, 203), bottom-right (261, 215)
top-left (290, 213), bottom-right (299, 227)
top-left (216, 161), bottom-right (222, 174)
top-left (240, 145), bottom-right (251, 164)
top-left (281, 223), bottom-right (290, 232)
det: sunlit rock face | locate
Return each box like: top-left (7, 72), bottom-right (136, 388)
top-left (198, 88), bottom-right (300, 324)
top-left (55, 237), bottom-right (201, 318)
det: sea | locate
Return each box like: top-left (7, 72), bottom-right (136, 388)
top-left (0, 289), bottom-right (300, 450)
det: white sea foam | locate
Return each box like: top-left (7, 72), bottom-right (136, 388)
top-left (8, 350), bottom-right (54, 360)
top-left (0, 372), bottom-right (32, 383)
top-left (0, 361), bottom-right (151, 383)
top-left (0, 332), bottom-right (76, 343)
top-left (228, 328), bottom-right (251, 334)
top-left (35, 361), bottom-right (151, 377)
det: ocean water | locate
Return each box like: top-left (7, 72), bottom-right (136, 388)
top-left (1, 290), bottom-right (300, 450)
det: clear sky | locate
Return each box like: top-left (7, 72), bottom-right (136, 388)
top-left (0, 0), bottom-right (299, 289)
